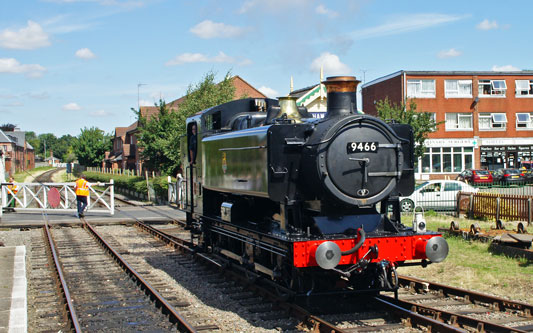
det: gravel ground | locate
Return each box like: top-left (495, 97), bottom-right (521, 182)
top-left (97, 224), bottom-right (300, 332)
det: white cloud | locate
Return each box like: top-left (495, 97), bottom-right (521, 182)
top-left (315, 4), bottom-right (338, 18)
top-left (75, 48), bottom-right (96, 59)
top-left (166, 53), bottom-right (208, 66)
top-left (438, 48), bottom-right (462, 58)
top-left (258, 86), bottom-right (278, 98)
top-left (0, 58), bottom-right (46, 78)
top-left (89, 109), bottom-right (112, 117)
top-left (62, 102), bottom-right (82, 111)
top-left (0, 21), bottom-right (51, 50)
top-left (139, 99), bottom-right (153, 107)
top-left (190, 20), bottom-right (246, 39)
top-left (348, 14), bottom-right (468, 41)
top-left (165, 51), bottom-right (251, 66)
top-left (310, 52), bottom-right (351, 76)
top-left (492, 65), bottom-right (520, 71)
top-left (477, 19), bottom-right (498, 30)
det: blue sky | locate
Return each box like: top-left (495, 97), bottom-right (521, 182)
top-left (0, 0), bottom-right (530, 136)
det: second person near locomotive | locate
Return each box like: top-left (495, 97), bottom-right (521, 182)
top-left (180, 74), bottom-right (448, 295)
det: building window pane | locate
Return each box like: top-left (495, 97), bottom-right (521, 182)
top-left (432, 154), bottom-right (441, 172)
top-left (445, 80), bottom-right (472, 97)
top-left (407, 79), bottom-right (435, 98)
top-left (453, 153), bottom-right (462, 172)
top-left (422, 153), bottom-right (430, 172)
top-left (443, 152), bottom-right (452, 172)
top-left (465, 154), bottom-right (473, 169)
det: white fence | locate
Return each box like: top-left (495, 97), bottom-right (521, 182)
top-left (0, 180), bottom-right (115, 217)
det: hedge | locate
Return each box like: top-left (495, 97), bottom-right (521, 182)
top-left (82, 171), bottom-right (170, 200)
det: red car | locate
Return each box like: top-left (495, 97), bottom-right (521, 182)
top-left (456, 169), bottom-right (493, 185)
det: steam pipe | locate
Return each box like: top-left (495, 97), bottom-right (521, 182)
top-left (340, 227), bottom-right (366, 256)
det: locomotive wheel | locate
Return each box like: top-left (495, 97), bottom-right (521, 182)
top-left (400, 199), bottom-right (414, 212)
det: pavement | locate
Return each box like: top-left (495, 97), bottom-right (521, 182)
top-left (0, 205), bottom-right (186, 228)
top-left (0, 246), bottom-right (26, 333)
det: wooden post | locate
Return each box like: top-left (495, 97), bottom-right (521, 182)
top-left (496, 196), bottom-right (500, 223)
top-left (527, 198), bottom-right (531, 227)
top-left (145, 170), bottom-right (151, 202)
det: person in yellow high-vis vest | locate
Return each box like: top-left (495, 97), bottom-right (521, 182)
top-left (7, 176), bottom-right (18, 209)
top-left (74, 174), bottom-right (90, 217)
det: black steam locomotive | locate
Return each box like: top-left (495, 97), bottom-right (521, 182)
top-left (180, 76), bottom-right (448, 295)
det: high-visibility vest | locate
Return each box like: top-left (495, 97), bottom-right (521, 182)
top-left (75, 179), bottom-right (89, 196)
top-left (7, 183), bottom-right (18, 194)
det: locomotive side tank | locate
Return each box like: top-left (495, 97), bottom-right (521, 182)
top-left (181, 75), bottom-right (448, 295)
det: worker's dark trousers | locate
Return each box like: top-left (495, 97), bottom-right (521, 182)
top-left (77, 195), bottom-right (88, 216)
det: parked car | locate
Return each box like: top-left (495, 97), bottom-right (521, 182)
top-left (523, 169), bottom-right (533, 184)
top-left (456, 169), bottom-right (493, 185)
top-left (400, 180), bottom-right (478, 212)
top-left (491, 168), bottom-right (526, 185)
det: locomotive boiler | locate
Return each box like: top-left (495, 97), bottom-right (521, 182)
top-left (180, 76), bottom-right (448, 295)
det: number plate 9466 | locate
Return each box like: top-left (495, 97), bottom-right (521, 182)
top-left (347, 141), bottom-right (378, 154)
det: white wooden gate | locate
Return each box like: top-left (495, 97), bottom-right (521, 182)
top-left (0, 180), bottom-right (114, 217)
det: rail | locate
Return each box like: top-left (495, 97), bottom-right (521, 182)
top-left (82, 219), bottom-right (197, 332)
top-left (0, 180), bottom-right (115, 217)
top-left (457, 191), bottom-right (532, 225)
top-left (43, 222), bottom-right (82, 332)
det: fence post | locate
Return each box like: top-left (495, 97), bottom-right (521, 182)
top-left (496, 196), bottom-right (500, 223)
top-left (110, 179), bottom-right (114, 216)
top-left (527, 198), bottom-right (531, 227)
top-left (469, 193), bottom-right (474, 218)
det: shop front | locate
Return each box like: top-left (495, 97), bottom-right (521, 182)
top-left (479, 138), bottom-right (533, 170)
top-left (417, 138), bottom-right (476, 179)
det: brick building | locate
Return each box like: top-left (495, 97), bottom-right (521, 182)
top-left (362, 70), bottom-right (533, 179)
top-left (104, 75), bottom-right (266, 173)
top-left (0, 128), bottom-right (35, 176)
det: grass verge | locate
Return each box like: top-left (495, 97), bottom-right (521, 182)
top-left (399, 212), bottom-right (533, 304)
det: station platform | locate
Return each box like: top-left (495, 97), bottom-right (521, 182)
top-left (0, 246), bottom-right (27, 333)
top-left (0, 205), bottom-right (185, 228)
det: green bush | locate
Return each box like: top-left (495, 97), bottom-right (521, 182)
top-left (83, 171), bottom-right (169, 201)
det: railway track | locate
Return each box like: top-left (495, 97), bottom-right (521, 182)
top-left (141, 219), bottom-right (533, 332)
top-left (41, 217), bottom-right (201, 331)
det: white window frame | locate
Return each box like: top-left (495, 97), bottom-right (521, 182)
top-left (445, 113), bottom-right (473, 131)
top-left (479, 112), bottom-right (507, 130)
top-left (478, 79), bottom-right (507, 97)
top-left (445, 80), bottom-right (472, 98)
top-left (515, 80), bottom-right (533, 97)
top-left (407, 79), bottom-right (436, 98)
top-left (516, 112), bottom-right (533, 129)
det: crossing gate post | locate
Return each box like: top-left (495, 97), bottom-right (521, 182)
top-left (110, 179), bottom-right (114, 216)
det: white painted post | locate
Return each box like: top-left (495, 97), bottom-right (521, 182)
top-left (110, 179), bottom-right (114, 215)
top-left (168, 176), bottom-right (171, 204)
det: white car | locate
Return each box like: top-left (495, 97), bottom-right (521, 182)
top-left (400, 180), bottom-right (479, 212)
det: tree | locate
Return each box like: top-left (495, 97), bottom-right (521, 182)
top-left (135, 70), bottom-right (236, 175)
top-left (136, 99), bottom-right (180, 175)
top-left (375, 97), bottom-right (441, 159)
top-left (175, 70), bottom-right (235, 137)
top-left (73, 127), bottom-right (112, 167)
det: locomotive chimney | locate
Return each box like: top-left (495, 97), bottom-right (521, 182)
top-left (323, 76), bottom-right (361, 118)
